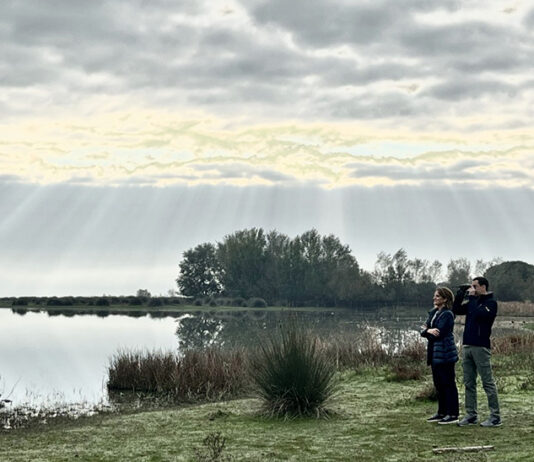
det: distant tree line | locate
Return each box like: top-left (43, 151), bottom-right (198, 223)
top-left (2, 294), bottom-right (185, 309)
top-left (176, 228), bottom-right (534, 306)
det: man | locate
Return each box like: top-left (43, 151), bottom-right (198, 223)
top-left (453, 276), bottom-right (501, 427)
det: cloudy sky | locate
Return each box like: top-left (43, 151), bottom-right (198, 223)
top-left (1, 0), bottom-right (533, 296)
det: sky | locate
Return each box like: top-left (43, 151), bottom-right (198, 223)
top-left (1, 0), bottom-right (533, 296)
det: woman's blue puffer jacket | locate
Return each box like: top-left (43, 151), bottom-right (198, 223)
top-left (421, 308), bottom-right (458, 365)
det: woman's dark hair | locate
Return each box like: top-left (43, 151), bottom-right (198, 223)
top-left (435, 287), bottom-right (454, 309)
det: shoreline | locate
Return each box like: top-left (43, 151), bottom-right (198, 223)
top-left (2, 364), bottom-right (533, 461)
top-left (2, 300), bottom-right (533, 316)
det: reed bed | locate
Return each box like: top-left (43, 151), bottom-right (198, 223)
top-left (107, 329), bottom-right (534, 410)
top-left (320, 330), bottom-right (427, 381)
top-left (107, 330), bottom-right (431, 407)
top-left (107, 348), bottom-right (249, 402)
top-left (499, 301), bottom-right (534, 316)
top-left (492, 331), bottom-right (534, 355)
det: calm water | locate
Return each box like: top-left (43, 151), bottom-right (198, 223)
top-left (0, 306), bottom-right (518, 409)
top-left (0, 309), bottom-right (178, 408)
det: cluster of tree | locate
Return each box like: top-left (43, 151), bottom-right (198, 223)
top-left (176, 228), bottom-right (534, 306)
top-left (2, 295), bottom-right (187, 308)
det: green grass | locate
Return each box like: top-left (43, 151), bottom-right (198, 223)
top-left (2, 369), bottom-right (533, 461)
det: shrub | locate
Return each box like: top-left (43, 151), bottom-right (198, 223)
top-left (96, 297), bottom-right (110, 306)
top-left (46, 297), bottom-right (74, 306)
top-left (387, 358), bottom-right (425, 381)
top-left (250, 323), bottom-right (336, 418)
top-left (193, 432), bottom-right (232, 462)
top-left (128, 296), bottom-right (143, 306)
top-left (387, 341), bottom-right (426, 381)
top-left (247, 297), bottom-right (267, 308)
top-left (148, 298), bottom-right (164, 307)
top-left (231, 297), bottom-right (246, 307)
top-left (12, 298), bottom-right (28, 306)
top-left (193, 299), bottom-right (203, 306)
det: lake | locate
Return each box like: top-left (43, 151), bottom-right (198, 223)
top-left (0, 306), bottom-right (520, 410)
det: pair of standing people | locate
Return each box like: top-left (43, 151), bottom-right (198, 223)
top-left (421, 277), bottom-right (501, 427)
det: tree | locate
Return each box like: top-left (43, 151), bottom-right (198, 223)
top-left (372, 249), bottom-right (414, 302)
top-left (373, 249), bottom-right (412, 287)
top-left (279, 235), bottom-right (307, 306)
top-left (136, 289), bottom-right (151, 298)
top-left (263, 230), bottom-right (291, 304)
top-left (299, 229), bottom-right (326, 304)
top-left (216, 228), bottom-right (267, 299)
top-left (484, 261), bottom-right (534, 301)
top-left (427, 260), bottom-right (444, 284)
top-left (321, 234), bottom-right (360, 306)
top-left (446, 258), bottom-right (472, 288)
top-left (474, 258), bottom-right (503, 277)
top-left (408, 258), bottom-right (442, 284)
top-left (177, 243), bottom-right (221, 297)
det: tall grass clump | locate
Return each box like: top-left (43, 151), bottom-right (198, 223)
top-left (492, 332), bottom-right (534, 355)
top-left (107, 348), bottom-right (249, 402)
top-left (499, 301), bottom-right (534, 316)
top-left (250, 323), bottom-right (336, 418)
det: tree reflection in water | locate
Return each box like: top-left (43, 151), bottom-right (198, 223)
top-left (175, 308), bottom-right (431, 352)
top-left (174, 310), bottom-right (274, 350)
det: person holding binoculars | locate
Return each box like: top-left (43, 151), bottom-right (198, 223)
top-left (453, 277), bottom-right (501, 427)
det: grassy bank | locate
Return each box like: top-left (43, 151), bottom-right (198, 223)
top-left (3, 330), bottom-right (534, 462)
top-left (1, 367), bottom-right (533, 461)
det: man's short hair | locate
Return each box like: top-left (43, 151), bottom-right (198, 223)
top-left (473, 276), bottom-right (489, 290)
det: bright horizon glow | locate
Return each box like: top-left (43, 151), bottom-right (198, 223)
top-left (1, 111), bottom-right (533, 189)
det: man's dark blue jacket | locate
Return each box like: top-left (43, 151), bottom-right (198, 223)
top-left (452, 292), bottom-right (498, 349)
top-left (421, 308), bottom-right (458, 366)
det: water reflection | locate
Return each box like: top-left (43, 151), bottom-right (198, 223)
top-left (174, 308), bottom-right (428, 351)
top-left (0, 309), bottom-right (178, 409)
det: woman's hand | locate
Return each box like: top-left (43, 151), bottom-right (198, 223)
top-left (426, 328), bottom-right (440, 337)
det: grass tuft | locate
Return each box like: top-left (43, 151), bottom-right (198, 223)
top-left (250, 322), bottom-right (336, 418)
top-left (193, 431), bottom-right (232, 462)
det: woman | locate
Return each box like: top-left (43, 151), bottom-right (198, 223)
top-left (421, 287), bottom-right (459, 424)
